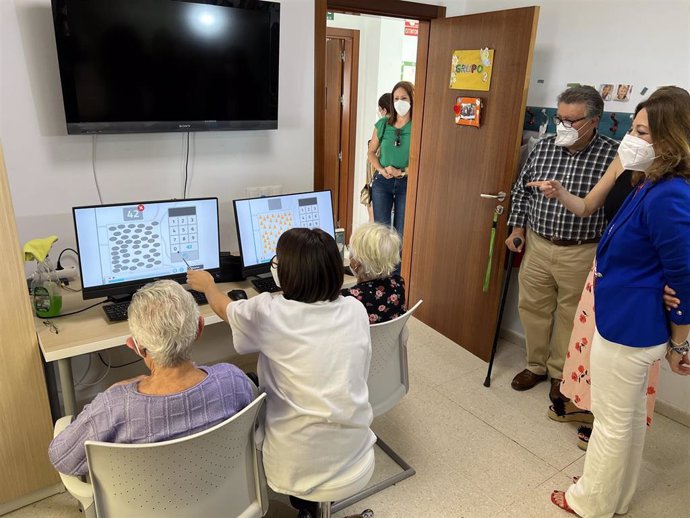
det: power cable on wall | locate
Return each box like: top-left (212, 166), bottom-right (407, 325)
top-left (183, 131), bottom-right (191, 199)
top-left (92, 135), bottom-right (104, 205)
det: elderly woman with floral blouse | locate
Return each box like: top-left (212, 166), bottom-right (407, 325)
top-left (343, 223), bottom-right (406, 323)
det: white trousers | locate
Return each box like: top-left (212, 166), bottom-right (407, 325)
top-left (566, 329), bottom-right (667, 518)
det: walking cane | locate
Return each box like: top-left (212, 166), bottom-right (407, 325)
top-left (483, 236), bottom-right (523, 388)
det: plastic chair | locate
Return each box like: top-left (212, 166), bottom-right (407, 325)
top-left (330, 300), bottom-right (423, 513)
top-left (54, 392), bottom-right (267, 518)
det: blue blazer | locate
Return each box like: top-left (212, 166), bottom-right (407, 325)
top-left (594, 176), bottom-right (690, 347)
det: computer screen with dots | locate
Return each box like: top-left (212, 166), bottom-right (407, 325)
top-left (73, 198), bottom-right (220, 298)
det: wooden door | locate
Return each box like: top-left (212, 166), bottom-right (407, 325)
top-left (408, 7), bottom-right (539, 361)
top-left (0, 143), bottom-right (60, 510)
top-left (324, 37), bottom-right (343, 221)
top-left (324, 28), bottom-right (359, 237)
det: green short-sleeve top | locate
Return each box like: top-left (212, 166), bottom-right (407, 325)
top-left (375, 118), bottom-right (411, 169)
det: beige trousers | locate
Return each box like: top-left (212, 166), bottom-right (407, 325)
top-left (566, 330), bottom-right (667, 518)
top-left (517, 229), bottom-right (597, 379)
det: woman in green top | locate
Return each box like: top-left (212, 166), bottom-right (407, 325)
top-left (367, 81), bottom-right (414, 240)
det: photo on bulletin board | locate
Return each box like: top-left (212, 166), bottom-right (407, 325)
top-left (599, 84), bottom-right (613, 101)
top-left (454, 97), bottom-right (482, 127)
top-left (614, 84), bottom-right (632, 102)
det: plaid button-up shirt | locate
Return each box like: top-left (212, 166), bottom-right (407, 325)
top-left (507, 133), bottom-right (619, 241)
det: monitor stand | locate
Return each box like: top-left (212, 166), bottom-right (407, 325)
top-left (107, 293), bottom-right (133, 304)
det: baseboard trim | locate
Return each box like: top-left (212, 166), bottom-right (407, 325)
top-left (654, 400), bottom-right (690, 428)
top-left (0, 484), bottom-right (63, 516)
top-left (499, 327), bottom-right (525, 347)
top-left (499, 327), bottom-right (690, 428)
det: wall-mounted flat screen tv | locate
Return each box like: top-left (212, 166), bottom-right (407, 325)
top-left (52, 0), bottom-right (280, 134)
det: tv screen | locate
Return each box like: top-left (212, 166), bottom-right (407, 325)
top-left (73, 197), bottom-right (221, 299)
top-left (52, 0), bottom-right (280, 134)
top-left (233, 191), bottom-right (335, 277)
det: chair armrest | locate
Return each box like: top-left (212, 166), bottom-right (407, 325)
top-left (54, 415), bottom-right (73, 437)
top-left (58, 471), bottom-right (94, 501)
top-left (53, 416), bottom-right (95, 504)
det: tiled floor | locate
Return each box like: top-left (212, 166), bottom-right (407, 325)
top-left (7, 319), bottom-right (689, 518)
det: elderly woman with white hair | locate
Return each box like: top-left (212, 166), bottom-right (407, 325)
top-left (343, 222), bottom-right (406, 323)
top-left (49, 280), bottom-right (254, 476)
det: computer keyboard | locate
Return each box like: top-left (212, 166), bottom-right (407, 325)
top-left (102, 290), bottom-right (208, 322)
top-left (251, 277), bottom-right (281, 293)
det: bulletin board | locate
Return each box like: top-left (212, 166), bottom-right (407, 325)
top-left (449, 48), bottom-right (494, 91)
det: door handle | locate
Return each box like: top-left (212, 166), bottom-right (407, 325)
top-left (480, 191), bottom-right (506, 202)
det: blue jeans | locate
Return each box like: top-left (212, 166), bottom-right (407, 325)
top-left (372, 174), bottom-right (407, 239)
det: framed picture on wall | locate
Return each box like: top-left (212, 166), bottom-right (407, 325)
top-left (599, 84), bottom-right (613, 101)
top-left (614, 84), bottom-right (632, 102)
top-left (454, 97), bottom-right (482, 127)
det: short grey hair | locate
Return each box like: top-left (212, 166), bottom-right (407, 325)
top-left (128, 280), bottom-right (200, 367)
top-left (349, 223), bottom-right (401, 278)
top-left (557, 86), bottom-right (604, 119)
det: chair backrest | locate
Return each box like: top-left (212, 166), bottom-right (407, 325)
top-left (85, 392), bottom-right (267, 518)
top-left (367, 300), bottom-right (422, 417)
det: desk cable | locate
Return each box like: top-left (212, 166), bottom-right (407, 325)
top-left (37, 300), bottom-right (105, 319)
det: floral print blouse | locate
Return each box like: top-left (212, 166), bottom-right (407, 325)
top-left (342, 274), bottom-right (406, 324)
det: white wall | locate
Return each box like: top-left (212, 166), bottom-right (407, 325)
top-left (1, 0), bottom-right (314, 405)
top-left (1, 0), bottom-right (315, 269)
top-left (447, 0), bottom-right (690, 415)
top-left (451, 0), bottom-right (690, 108)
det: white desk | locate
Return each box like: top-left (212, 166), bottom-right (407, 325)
top-left (37, 277), bottom-right (356, 415)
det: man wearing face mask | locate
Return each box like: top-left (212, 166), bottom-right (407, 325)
top-left (367, 81), bottom-right (414, 242)
top-left (505, 86), bottom-right (619, 405)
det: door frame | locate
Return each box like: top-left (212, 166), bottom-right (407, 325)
top-left (315, 0), bottom-right (446, 281)
top-left (325, 27), bottom-right (359, 238)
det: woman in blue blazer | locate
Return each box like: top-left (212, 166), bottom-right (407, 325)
top-left (549, 90), bottom-right (690, 517)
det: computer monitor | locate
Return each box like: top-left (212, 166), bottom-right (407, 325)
top-left (233, 190), bottom-right (335, 277)
top-left (73, 198), bottom-right (220, 300)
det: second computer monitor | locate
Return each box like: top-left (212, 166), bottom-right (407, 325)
top-left (233, 190), bottom-right (335, 277)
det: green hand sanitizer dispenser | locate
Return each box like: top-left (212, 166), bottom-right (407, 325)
top-left (31, 257), bottom-right (62, 318)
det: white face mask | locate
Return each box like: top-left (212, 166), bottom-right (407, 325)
top-left (394, 99), bottom-right (411, 117)
top-left (270, 262), bottom-right (280, 288)
top-left (618, 133), bottom-right (656, 172)
top-left (132, 337), bottom-right (145, 357)
top-left (554, 119), bottom-right (591, 147)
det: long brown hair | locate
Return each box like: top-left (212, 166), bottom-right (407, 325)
top-left (639, 87), bottom-right (690, 182)
top-left (388, 81), bottom-right (414, 125)
top-left (631, 86), bottom-right (690, 185)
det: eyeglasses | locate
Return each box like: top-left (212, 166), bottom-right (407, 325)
top-left (43, 320), bottom-right (59, 334)
top-left (394, 128), bottom-right (401, 147)
top-left (553, 116), bottom-right (587, 128)
top-left (270, 255), bottom-right (278, 269)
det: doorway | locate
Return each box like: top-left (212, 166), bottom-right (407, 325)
top-left (325, 14), bottom-right (420, 239)
top-left (315, 3), bottom-right (540, 361)
top-left (323, 27), bottom-right (359, 237)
